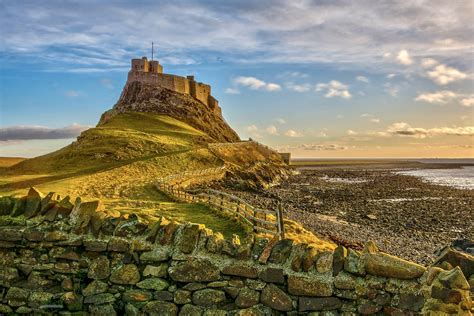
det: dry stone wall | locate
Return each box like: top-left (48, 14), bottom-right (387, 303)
top-left (0, 188), bottom-right (472, 315)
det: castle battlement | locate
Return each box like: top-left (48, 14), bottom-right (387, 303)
top-left (127, 57), bottom-right (219, 113)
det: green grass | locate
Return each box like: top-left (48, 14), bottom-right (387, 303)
top-left (0, 112), bottom-right (247, 237)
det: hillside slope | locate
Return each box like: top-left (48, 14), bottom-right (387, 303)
top-left (99, 81), bottom-right (240, 143)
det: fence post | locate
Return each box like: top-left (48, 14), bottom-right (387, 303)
top-left (277, 202), bottom-right (285, 240)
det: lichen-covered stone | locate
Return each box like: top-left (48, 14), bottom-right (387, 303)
top-left (155, 291), bottom-right (174, 301)
top-left (84, 239), bottom-right (108, 252)
top-left (27, 291), bottom-right (53, 308)
top-left (207, 232), bottom-right (224, 253)
top-left (174, 289), bottom-right (192, 305)
top-left (140, 248), bottom-right (170, 262)
top-left (84, 293), bottom-right (115, 305)
top-left (107, 237), bottom-right (130, 252)
top-left (222, 263), bottom-right (258, 278)
top-left (246, 279), bottom-right (266, 291)
top-left (192, 289), bottom-right (226, 306)
top-left (235, 287), bottom-right (260, 308)
top-left (179, 223), bottom-right (202, 254)
top-left (260, 283), bottom-right (292, 311)
top-left (5, 287), bottom-right (29, 306)
top-left (259, 267), bottom-right (285, 284)
top-left (437, 266), bottom-right (470, 290)
top-left (364, 252), bottom-right (426, 279)
top-left (180, 304), bottom-right (203, 315)
top-left (332, 245), bottom-right (347, 276)
top-left (316, 252), bottom-right (334, 273)
top-left (110, 264), bottom-right (141, 285)
top-left (143, 263), bottom-right (168, 277)
top-left (143, 300), bottom-right (178, 315)
top-left (23, 187), bottom-right (43, 218)
top-left (122, 289), bottom-right (153, 302)
top-left (299, 297), bottom-right (342, 312)
top-left (268, 239), bottom-right (293, 264)
top-left (62, 292), bottom-right (83, 311)
top-left (88, 256), bottom-right (110, 280)
top-left (169, 258), bottom-right (220, 282)
top-left (344, 248), bottom-right (364, 275)
top-left (136, 277), bottom-right (169, 290)
top-left (334, 271), bottom-right (357, 290)
top-left (89, 303), bottom-right (117, 316)
top-left (82, 280), bottom-right (108, 297)
top-left (288, 274), bottom-right (333, 297)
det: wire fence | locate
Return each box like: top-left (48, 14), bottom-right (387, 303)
top-left (156, 166), bottom-right (285, 239)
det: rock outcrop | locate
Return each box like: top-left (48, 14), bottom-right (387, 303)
top-left (99, 81), bottom-right (240, 143)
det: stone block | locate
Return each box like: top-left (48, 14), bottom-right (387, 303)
top-left (222, 263), bottom-right (258, 278)
top-left (288, 274), bottom-right (333, 297)
top-left (259, 267), bottom-right (285, 284)
top-left (168, 258), bottom-right (220, 282)
top-left (192, 289), bottom-right (226, 306)
top-left (110, 264), bottom-right (141, 285)
top-left (260, 283), bottom-right (292, 312)
top-left (299, 297), bottom-right (342, 312)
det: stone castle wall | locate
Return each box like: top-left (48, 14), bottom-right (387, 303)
top-left (0, 189), bottom-right (472, 315)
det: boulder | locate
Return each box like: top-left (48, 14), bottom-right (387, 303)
top-left (334, 271), bottom-right (357, 290)
top-left (168, 258), bottom-right (220, 282)
top-left (260, 283), bottom-right (292, 311)
top-left (316, 252), bottom-right (334, 273)
top-left (180, 304), bottom-right (203, 315)
top-left (268, 239), bottom-right (293, 264)
top-left (434, 247), bottom-right (474, 279)
top-left (140, 248), bottom-right (170, 262)
top-left (288, 274), bottom-right (333, 297)
top-left (259, 267), bottom-right (285, 284)
top-left (84, 293), bottom-right (115, 305)
top-left (110, 264), bottom-right (141, 285)
top-left (179, 223), bottom-right (202, 254)
top-left (437, 266), bottom-right (470, 290)
top-left (143, 263), bottom-right (168, 277)
top-left (332, 246), bottom-right (347, 276)
top-left (82, 280), bottom-right (108, 297)
top-left (174, 289), bottom-right (192, 305)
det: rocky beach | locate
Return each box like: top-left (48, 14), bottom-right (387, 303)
top-left (216, 160), bottom-right (474, 265)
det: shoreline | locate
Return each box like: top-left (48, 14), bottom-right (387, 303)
top-left (214, 161), bottom-right (473, 265)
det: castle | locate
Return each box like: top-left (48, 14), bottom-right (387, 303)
top-left (127, 57), bottom-right (220, 114)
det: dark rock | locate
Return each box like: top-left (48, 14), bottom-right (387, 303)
top-left (223, 287), bottom-right (240, 299)
top-left (5, 287), bottom-right (30, 306)
top-left (334, 271), bottom-right (357, 290)
top-left (358, 302), bottom-right (382, 314)
top-left (23, 187), bottom-right (43, 218)
top-left (140, 248), bottom-right (170, 262)
top-left (110, 264), bottom-right (141, 284)
top-left (155, 291), bottom-right (174, 301)
top-left (143, 300), bottom-right (178, 315)
top-left (0, 229), bottom-right (23, 241)
top-left (268, 239), bottom-right (293, 264)
top-left (222, 263), bottom-right (258, 278)
top-left (397, 293), bottom-right (425, 311)
top-left (179, 223), bottom-right (202, 254)
top-left (27, 291), bottom-right (53, 308)
top-left (434, 246), bottom-right (474, 278)
top-left (108, 237), bottom-right (130, 252)
top-left (437, 266), bottom-right (470, 290)
top-left (89, 304), bottom-right (117, 316)
top-left (182, 282), bottom-right (207, 291)
top-left (84, 239), bottom-right (108, 252)
top-left (332, 245), bottom-right (347, 276)
top-left (169, 258), bottom-right (220, 282)
top-left (260, 283), bottom-right (292, 311)
top-left (299, 297), bottom-right (342, 312)
top-left (259, 267), bottom-right (285, 284)
top-left (62, 292), bottom-right (83, 311)
top-left (192, 289), bottom-right (226, 306)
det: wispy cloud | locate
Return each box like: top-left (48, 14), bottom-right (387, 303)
top-left (64, 90), bottom-right (81, 97)
top-left (316, 80), bottom-right (351, 99)
top-left (0, 124), bottom-right (89, 141)
top-left (415, 90), bottom-right (474, 107)
top-left (224, 88), bottom-right (240, 94)
top-left (286, 82), bottom-right (311, 93)
top-left (396, 50), bottom-right (413, 65)
top-left (284, 129), bottom-right (303, 137)
top-left (356, 76), bottom-right (369, 83)
top-left (234, 76), bottom-right (281, 92)
top-left (387, 122), bottom-right (474, 138)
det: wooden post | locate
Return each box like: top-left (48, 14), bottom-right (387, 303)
top-left (277, 202), bottom-right (285, 240)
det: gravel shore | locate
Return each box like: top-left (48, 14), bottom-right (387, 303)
top-left (217, 163), bottom-right (473, 265)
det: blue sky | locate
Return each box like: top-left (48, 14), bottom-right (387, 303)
top-left (0, 0), bottom-right (473, 158)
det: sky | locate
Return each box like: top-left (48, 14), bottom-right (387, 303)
top-left (0, 0), bottom-right (473, 158)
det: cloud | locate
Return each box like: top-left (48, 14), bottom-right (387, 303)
top-left (316, 80), bottom-right (351, 99)
top-left (274, 118), bottom-right (286, 124)
top-left (387, 122), bottom-right (474, 138)
top-left (284, 129), bottom-right (303, 137)
top-left (246, 125), bottom-right (258, 133)
top-left (421, 58), bottom-right (439, 68)
top-left (384, 83), bottom-right (399, 97)
top-left (266, 125), bottom-right (279, 135)
top-left (299, 144), bottom-right (348, 151)
top-left (386, 74), bottom-right (396, 79)
top-left (396, 50), bottom-right (413, 65)
top-left (370, 118), bottom-right (381, 123)
top-left (234, 76), bottom-right (281, 92)
top-left (426, 64), bottom-right (467, 85)
top-left (0, 124), bottom-right (89, 141)
top-left (356, 76), bottom-right (369, 83)
top-left (286, 82), bottom-right (311, 92)
top-left (347, 130), bottom-right (358, 136)
top-left (225, 88), bottom-right (240, 94)
top-left (2, 1), bottom-right (472, 73)
top-left (415, 90), bottom-right (474, 107)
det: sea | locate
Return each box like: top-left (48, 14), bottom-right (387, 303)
top-left (397, 159), bottom-right (474, 190)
